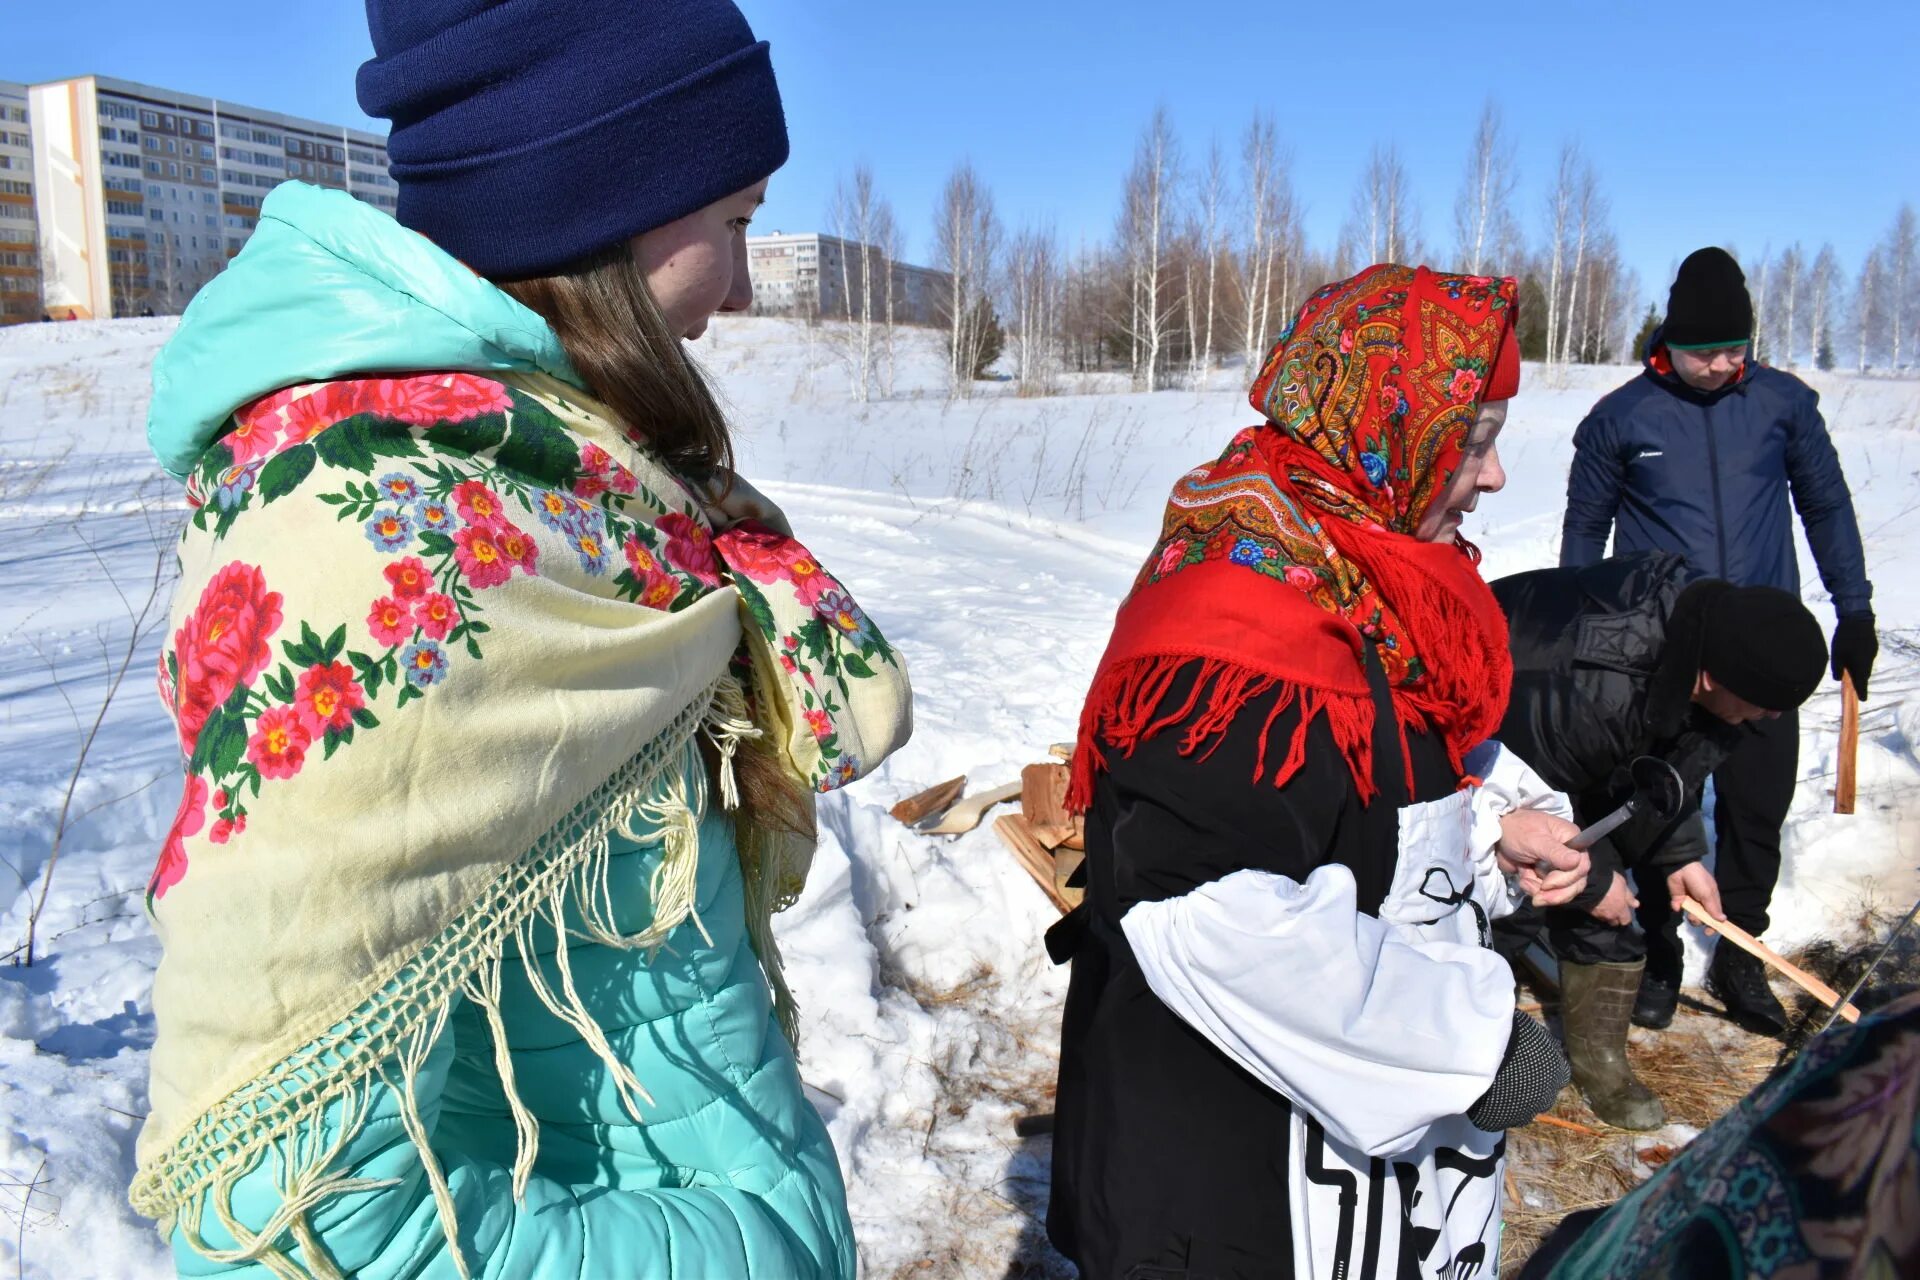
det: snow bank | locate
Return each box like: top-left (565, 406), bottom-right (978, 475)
top-left (1, 314), bottom-right (1915, 1277)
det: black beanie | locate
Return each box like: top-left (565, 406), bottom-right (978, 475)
top-left (1663, 581), bottom-right (1827, 712)
top-left (1664, 247), bottom-right (1754, 349)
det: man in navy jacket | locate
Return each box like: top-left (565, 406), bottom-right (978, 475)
top-left (1559, 247), bottom-right (1877, 1035)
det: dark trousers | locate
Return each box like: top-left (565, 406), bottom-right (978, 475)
top-left (1637, 709), bottom-right (1799, 974)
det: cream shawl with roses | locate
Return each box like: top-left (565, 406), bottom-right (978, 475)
top-left (131, 368), bottom-right (910, 1243)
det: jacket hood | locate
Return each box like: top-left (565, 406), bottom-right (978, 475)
top-left (147, 182), bottom-right (584, 480)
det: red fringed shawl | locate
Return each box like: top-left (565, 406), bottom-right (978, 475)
top-left (1068, 265), bottom-right (1520, 811)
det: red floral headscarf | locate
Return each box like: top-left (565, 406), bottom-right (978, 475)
top-left (1068, 265), bottom-right (1520, 808)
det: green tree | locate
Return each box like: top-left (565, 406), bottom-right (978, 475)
top-left (1817, 337), bottom-right (1836, 371)
top-left (1630, 305), bottom-right (1660, 362)
top-left (967, 297), bottom-right (1004, 380)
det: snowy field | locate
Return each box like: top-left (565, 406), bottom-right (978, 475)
top-left (2, 315), bottom-right (1917, 1277)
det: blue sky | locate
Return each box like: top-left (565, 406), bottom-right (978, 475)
top-left (11, 0), bottom-right (1916, 310)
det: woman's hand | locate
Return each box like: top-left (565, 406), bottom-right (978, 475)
top-left (1589, 871), bottom-right (1639, 927)
top-left (1496, 808), bottom-right (1589, 908)
top-left (700, 471), bottom-right (792, 537)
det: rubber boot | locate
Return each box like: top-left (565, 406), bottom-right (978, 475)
top-left (1559, 960), bottom-right (1666, 1130)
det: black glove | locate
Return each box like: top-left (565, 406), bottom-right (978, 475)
top-left (1466, 1010), bottom-right (1571, 1132)
top-left (1831, 613), bottom-right (1878, 701)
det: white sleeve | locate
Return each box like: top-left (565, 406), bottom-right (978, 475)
top-left (1120, 864), bottom-right (1515, 1157)
top-left (1464, 739), bottom-right (1577, 921)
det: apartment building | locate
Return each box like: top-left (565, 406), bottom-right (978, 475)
top-left (0, 81), bottom-right (40, 323)
top-left (26, 75), bottom-right (394, 320)
top-left (747, 232), bottom-right (950, 325)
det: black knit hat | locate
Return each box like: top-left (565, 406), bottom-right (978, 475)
top-left (1659, 581), bottom-right (1827, 715)
top-left (1664, 247), bottom-right (1754, 350)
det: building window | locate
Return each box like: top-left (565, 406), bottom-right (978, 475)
top-left (141, 110), bottom-right (158, 127)
top-left (167, 162), bottom-right (178, 177)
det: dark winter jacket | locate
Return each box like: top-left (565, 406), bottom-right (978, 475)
top-left (1492, 553), bottom-right (1746, 908)
top-left (1048, 658), bottom-right (1474, 1279)
top-left (1559, 333), bottom-right (1872, 620)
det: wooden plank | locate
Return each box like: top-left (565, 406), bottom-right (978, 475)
top-left (994, 814), bottom-right (1074, 914)
top-left (1053, 846), bottom-right (1085, 910)
top-left (1679, 896), bottom-right (1861, 1023)
top-left (1835, 675), bottom-right (1859, 815)
top-left (890, 775), bottom-right (967, 828)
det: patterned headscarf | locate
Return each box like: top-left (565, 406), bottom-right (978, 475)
top-left (1069, 265), bottom-right (1520, 807)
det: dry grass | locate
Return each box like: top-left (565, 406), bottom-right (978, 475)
top-left (1500, 988), bottom-right (1781, 1272)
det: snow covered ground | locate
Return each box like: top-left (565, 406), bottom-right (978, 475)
top-left (2, 314), bottom-right (1916, 1278)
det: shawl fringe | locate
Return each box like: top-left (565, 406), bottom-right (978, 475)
top-left (137, 673), bottom-right (787, 1280)
top-left (1067, 654), bottom-right (1404, 812)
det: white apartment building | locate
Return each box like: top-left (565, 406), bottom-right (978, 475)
top-left (0, 81), bottom-right (40, 323)
top-left (747, 231), bottom-right (950, 325)
top-left (27, 75), bottom-right (394, 320)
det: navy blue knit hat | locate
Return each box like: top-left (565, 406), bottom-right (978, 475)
top-left (357, 0), bottom-right (789, 281)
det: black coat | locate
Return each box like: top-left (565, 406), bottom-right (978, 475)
top-left (1490, 552), bottom-right (1745, 906)
top-left (1047, 657), bottom-right (1463, 1279)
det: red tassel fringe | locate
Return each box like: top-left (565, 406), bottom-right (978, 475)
top-left (1067, 654), bottom-right (1392, 813)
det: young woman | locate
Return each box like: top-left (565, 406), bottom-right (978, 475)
top-left (1049, 265), bottom-right (1588, 1279)
top-left (131, 3), bottom-right (908, 1277)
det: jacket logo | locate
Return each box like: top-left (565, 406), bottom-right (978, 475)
top-left (1633, 449), bottom-right (1664, 460)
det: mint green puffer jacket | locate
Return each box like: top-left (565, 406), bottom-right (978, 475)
top-left (143, 183), bottom-right (857, 1279)
top-left (173, 793), bottom-right (854, 1279)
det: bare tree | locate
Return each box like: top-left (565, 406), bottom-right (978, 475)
top-left (1237, 111), bottom-right (1297, 371)
top-left (1342, 144), bottom-right (1420, 268)
top-left (932, 161), bottom-right (1003, 398)
top-left (1452, 101), bottom-right (1519, 274)
top-left (1884, 204), bottom-right (1917, 370)
top-left (1808, 243), bottom-right (1840, 369)
top-left (827, 164), bottom-right (891, 401)
top-left (1116, 108), bottom-right (1182, 391)
top-left (1557, 158), bottom-right (1605, 365)
top-left (1775, 243), bottom-right (1805, 367)
top-left (1748, 248), bottom-right (1772, 364)
top-left (1854, 248), bottom-right (1885, 372)
top-left (1541, 144), bottom-right (1579, 367)
top-left (876, 202), bottom-right (904, 398)
top-left (1006, 221), bottom-right (1062, 394)
top-left (1188, 137), bottom-right (1229, 385)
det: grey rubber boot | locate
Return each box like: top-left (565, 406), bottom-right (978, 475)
top-left (1559, 959), bottom-right (1666, 1131)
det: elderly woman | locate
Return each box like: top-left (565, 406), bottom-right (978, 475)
top-left (1049, 265), bottom-right (1587, 1279)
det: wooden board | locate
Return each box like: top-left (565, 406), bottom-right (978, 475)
top-left (1835, 676), bottom-right (1859, 815)
top-left (994, 814), bottom-right (1075, 915)
top-left (890, 775), bottom-right (967, 827)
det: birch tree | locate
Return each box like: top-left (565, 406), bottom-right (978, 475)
top-left (1808, 243), bottom-right (1839, 370)
top-left (1343, 144), bottom-right (1419, 267)
top-left (1541, 144), bottom-right (1579, 367)
top-left (1452, 101), bottom-right (1518, 275)
top-left (1117, 108), bottom-right (1181, 391)
top-left (1237, 111), bottom-right (1297, 370)
top-left (1885, 204), bottom-right (1917, 370)
top-left (1189, 137), bottom-right (1228, 385)
top-left (932, 161), bottom-right (1002, 398)
top-left (1854, 248), bottom-right (1884, 372)
top-left (827, 164), bottom-right (888, 401)
top-left (1006, 221), bottom-right (1061, 394)
top-left (1775, 243), bottom-right (1804, 367)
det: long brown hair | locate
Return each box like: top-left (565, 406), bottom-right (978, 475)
top-left (498, 247), bottom-right (811, 844)
top-left (498, 241), bottom-right (734, 488)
